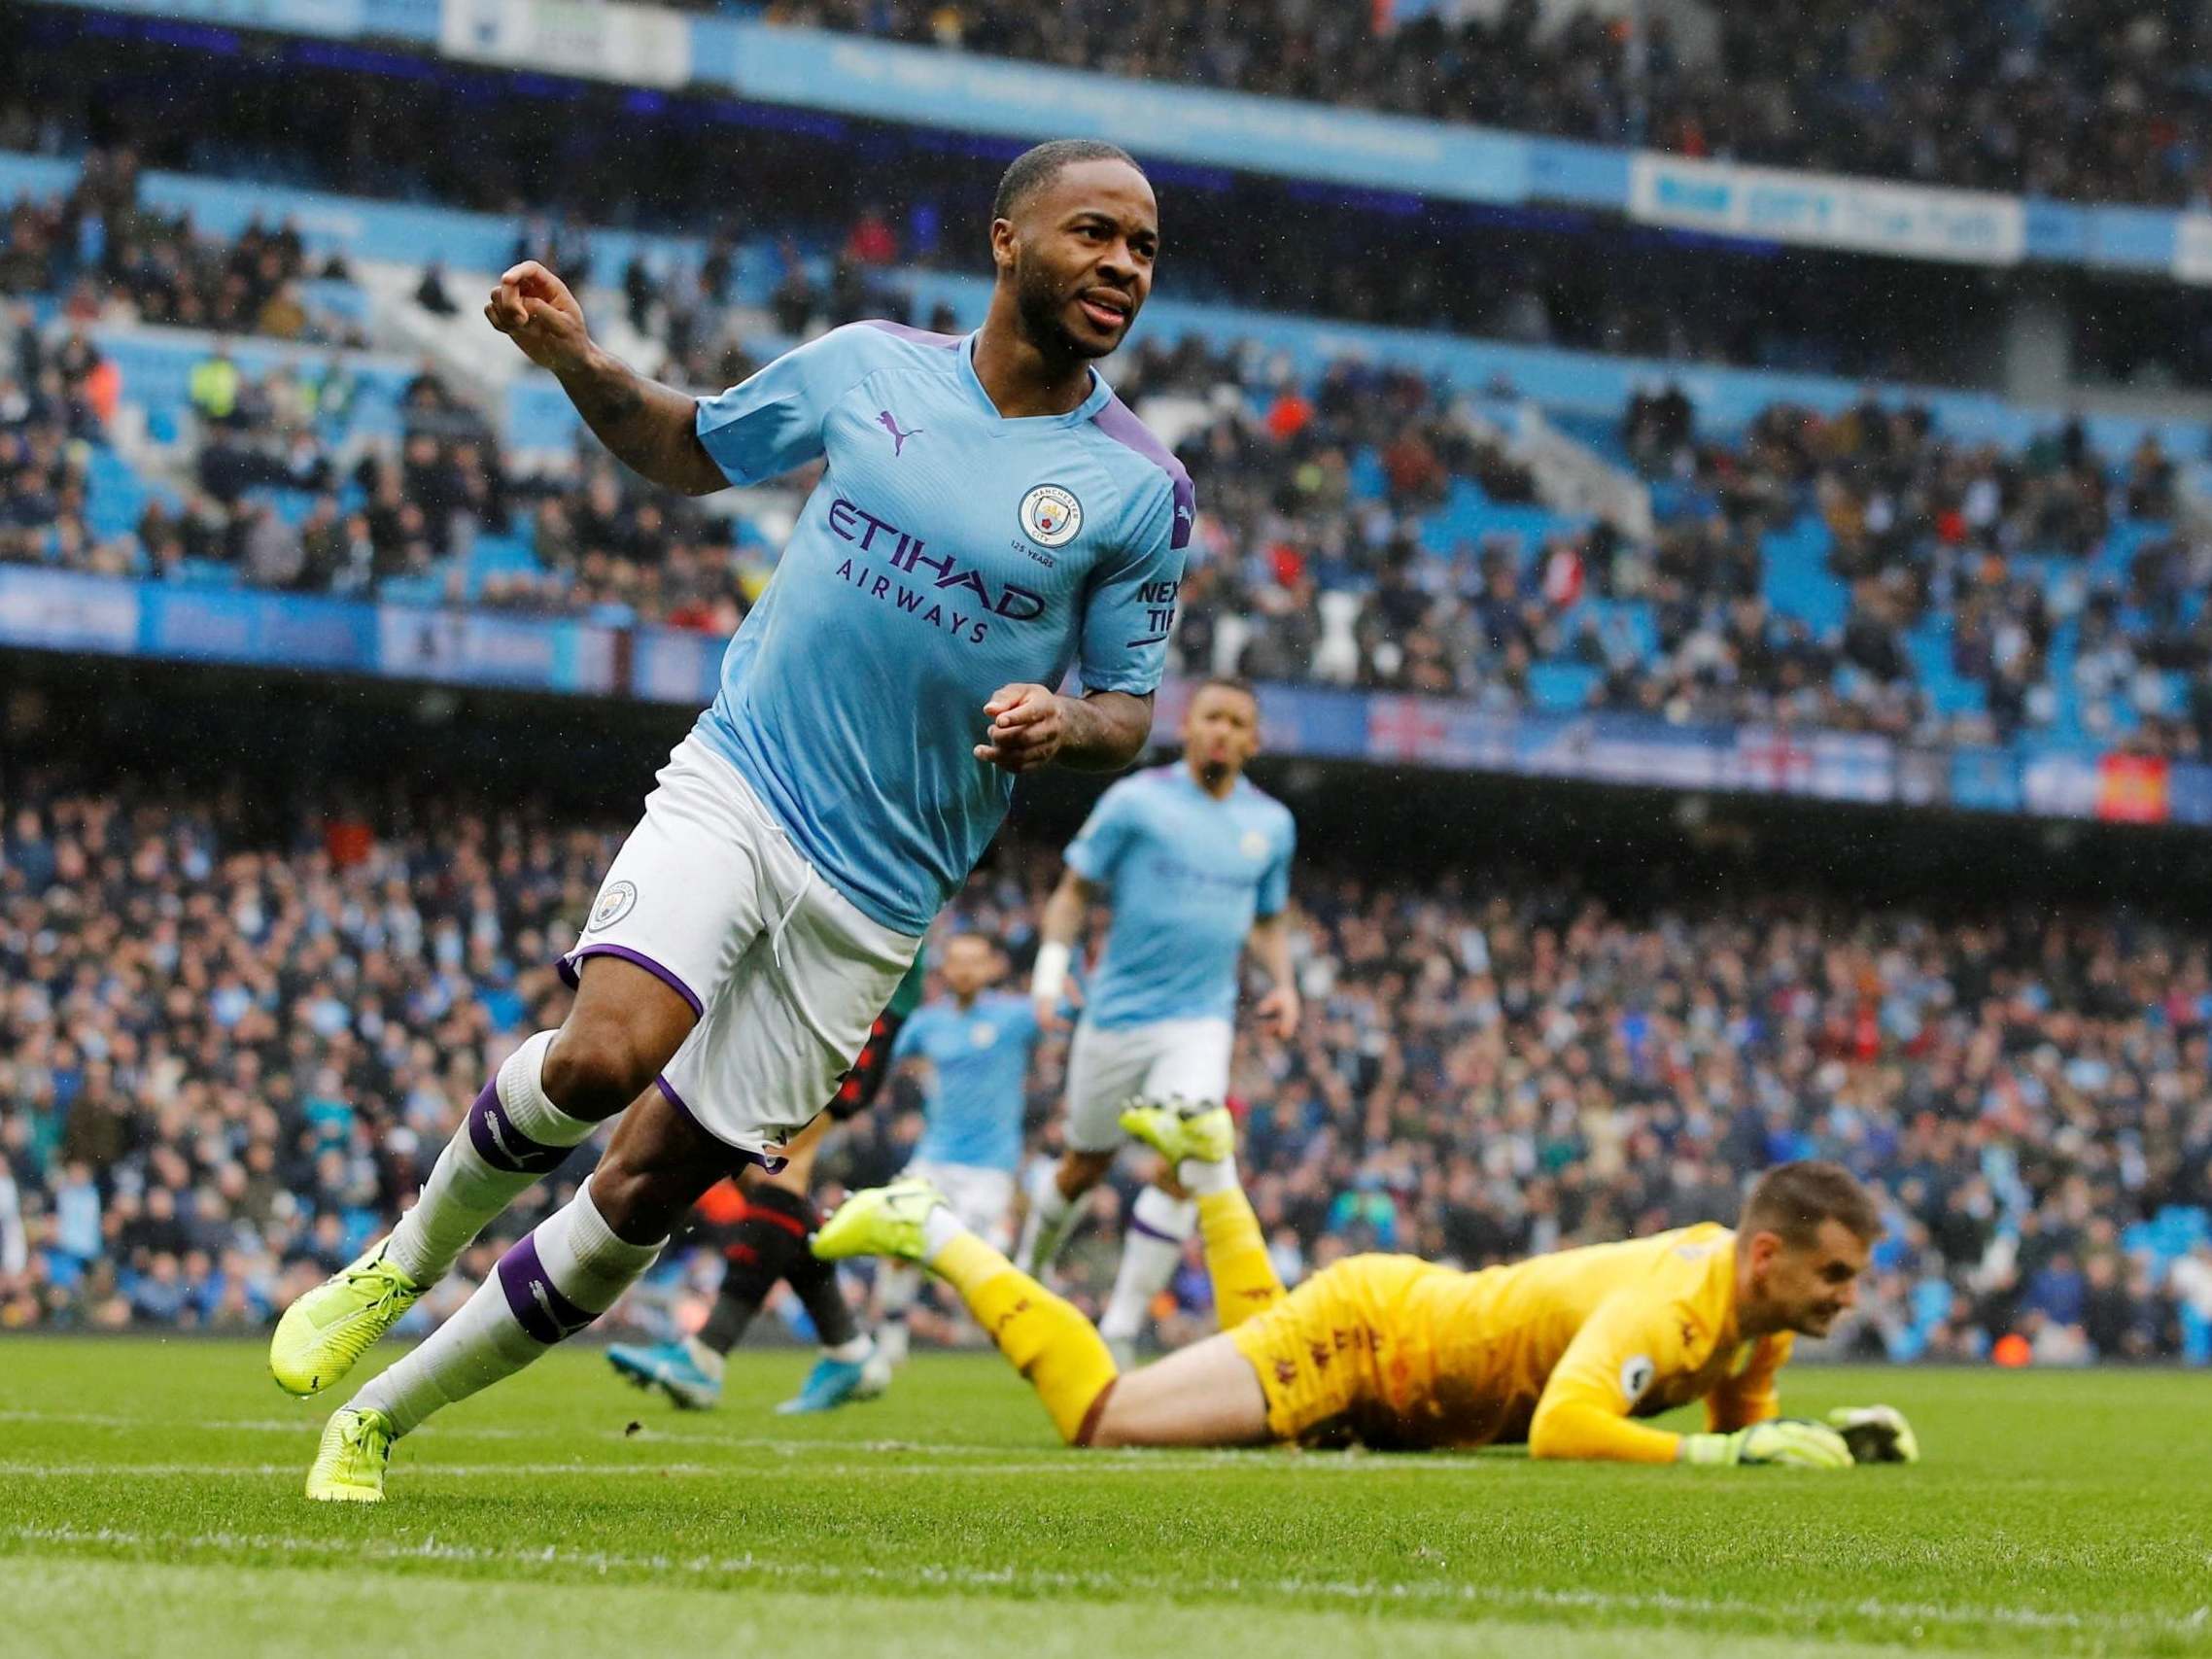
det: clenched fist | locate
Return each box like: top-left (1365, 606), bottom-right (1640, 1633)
top-left (485, 260), bottom-right (592, 375)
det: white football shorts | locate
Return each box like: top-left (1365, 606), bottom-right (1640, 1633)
top-left (562, 733), bottom-right (922, 1163)
top-left (1061, 1016), bottom-right (1234, 1155)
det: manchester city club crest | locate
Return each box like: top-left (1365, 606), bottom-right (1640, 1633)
top-left (588, 880), bottom-right (638, 931)
top-left (1019, 483), bottom-right (1083, 548)
top-left (1241, 830), bottom-right (1270, 860)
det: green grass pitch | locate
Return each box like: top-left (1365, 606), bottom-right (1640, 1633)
top-left (2, 1338), bottom-right (2206, 1658)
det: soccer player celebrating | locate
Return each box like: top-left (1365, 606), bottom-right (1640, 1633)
top-left (1016, 678), bottom-right (1296, 1360)
top-left (820, 1105), bottom-right (1920, 1466)
top-left (871, 930), bottom-right (1044, 1370)
top-left (268, 138), bottom-right (1193, 1502)
top-left (604, 954), bottom-right (928, 1415)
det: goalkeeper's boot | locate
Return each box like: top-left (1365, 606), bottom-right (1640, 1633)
top-left (776, 1345), bottom-right (880, 1415)
top-left (607, 1339), bottom-right (722, 1411)
top-left (305, 1406), bottom-right (396, 1503)
top-left (270, 1238), bottom-right (425, 1399)
top-left (812, 1175), bottom-right (945, 1263)
top-left (1118, 1096), bottom-right (1234, 1167)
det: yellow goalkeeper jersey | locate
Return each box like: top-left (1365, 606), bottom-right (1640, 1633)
top-left (1232, 1223), bottom-right (1790, 1457)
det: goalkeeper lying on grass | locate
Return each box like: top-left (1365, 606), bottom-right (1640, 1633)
top-left (816, 1104), bottom-right (1918, 1467)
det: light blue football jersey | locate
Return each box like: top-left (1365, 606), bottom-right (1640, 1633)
top-left (1064, 765), bottom-right (1296, 1030)
top-left (892, 989), bottom-right (1042, 1174)
top-left (691, 323), bottom-right (1192, 934)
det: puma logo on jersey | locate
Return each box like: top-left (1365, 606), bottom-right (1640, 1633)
top-left (877, 410), bottom-right (920, 455)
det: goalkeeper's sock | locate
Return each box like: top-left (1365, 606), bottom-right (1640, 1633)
top-left (1196, 1187), bottom-right (1283, 1331)
top-left (386, 1031), bottom-right (600, 1286)
top-left (927, 1227), bottom-right (1118, 1445)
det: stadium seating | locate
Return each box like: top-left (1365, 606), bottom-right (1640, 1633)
top-left (3, 767), bottom-right (2208, 1363)
top-left (11, 142), bottom-right (2208, 755)
top-left (781, 0), bottom-right (2212, 210)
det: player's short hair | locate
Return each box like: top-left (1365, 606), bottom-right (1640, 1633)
top-left (1740, 1161), bottom-right (1881, 1249)
top-left (992, 140), bottom-right (1144, 223)
top-left (1192, 675), bottom-right (1260, 708)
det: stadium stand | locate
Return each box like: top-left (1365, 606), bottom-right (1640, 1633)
top-left (3, 766), bottom-right (2208, 1365)
top-left (3, 0), bottom-right (2212, 1379)
top-left (778, 0), bottom-right (2212, 209)
top-left (8, 160), bottom-right (2208, 756)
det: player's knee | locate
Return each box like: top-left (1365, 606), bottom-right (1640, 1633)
top-left (543, 1015), bottom-right (663, 1122)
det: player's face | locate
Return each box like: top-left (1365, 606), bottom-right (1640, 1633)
top-left (999, 159), bottom-right (1158, 361)
top-left (1750, 1220), bottom-right (1871, 1338)
top-left (1183, 686), bottom-right (1261, 782)
top-left (943, 935), bottom-right (1000, 998)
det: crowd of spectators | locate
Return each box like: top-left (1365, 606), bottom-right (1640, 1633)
top-left (4, 769), bottom-right (2209, 1368)
top-left (2, 306), bottom-right (114, 575)
top-left (775, 0), bottom-right (2212, 210)
top-left (1129, 334), bottom-right (2212, 756)
top-left (14, 287), bottom-right (2212, 752)
top-left (1, 149), bottom-right (367, 349)
top-left (0, 301), bottom-right (774, 627)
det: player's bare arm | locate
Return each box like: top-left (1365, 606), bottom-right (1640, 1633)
top-left (1031, 868), bottom-right (1096, 1031)
top-left (1245, 914), bottom-right (1300, 1039)
top-left (485, 260), bottom-right (726, 497)
top-left (974, 685), bottom-right (1152, 775)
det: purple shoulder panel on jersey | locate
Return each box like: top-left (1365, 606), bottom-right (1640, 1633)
top-left (1090, 395), bottom-right (1196, 549)
top-left (859, 319), bottom-right (963, 348)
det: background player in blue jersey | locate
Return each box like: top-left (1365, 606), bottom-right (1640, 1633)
top-left (871, 930), bottom-right (1043, 1371)
top-left (269, 138), bottom-right (1195, 1503)
top-left (1017, 678), bottom-right (1297, 1360)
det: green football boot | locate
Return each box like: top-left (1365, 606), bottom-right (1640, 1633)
top-left (269, 1238), bottom-right (425, 1399)
top-left (811, 1175), bottom-right (947, 1263)
top-left (304, 1406), bottom-right (397, 1503)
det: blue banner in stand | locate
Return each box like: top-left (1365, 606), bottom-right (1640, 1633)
top-left (6, 566), bottom-right (2212, 831)
top-left (690, 22), bottom-right (1531, 205)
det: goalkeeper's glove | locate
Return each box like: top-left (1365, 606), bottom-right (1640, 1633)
top-left (1679, 1419), bottom-right (1853, 1469)
top-left (1826, 1404), bottom-right (1919, 1465)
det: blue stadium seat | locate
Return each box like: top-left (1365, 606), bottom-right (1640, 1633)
top-left (1529, 660), bottom-right (1601, 711)
top-left (1760, 513), bottom-right (1848, 635)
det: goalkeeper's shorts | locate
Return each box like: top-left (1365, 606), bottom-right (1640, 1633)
top-left (1227, 1254), bottom-right (1431, 1446)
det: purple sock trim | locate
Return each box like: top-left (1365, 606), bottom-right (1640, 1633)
top-left (558, 944), bottom-right (704, 1018)
top-left (465, 1079), bottom-right (570, 1176)
top-left (495, 1232), bottom-right (598, 1345)
top-left (654, 1076), bottom-right (784, 1175)
top-left (1126, 1215), bottom-right (1188, 1247)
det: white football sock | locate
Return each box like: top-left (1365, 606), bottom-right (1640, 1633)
top-left (1097, 1185), bottom-right (1195, 1344)
top-left (1179, 1157), bottom-right (1239, 1196)
top-left (875, 1261), bottom-right (923, 1365)
top-left (1015, 1162), bottom-right (1079, 1274)
top-left (355, 1181), bottom-right (662, 1436)
top-left (921, 1204), bottom-right (968, 1264)
top-left (385, 1030), bottom-right (601, 1286)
